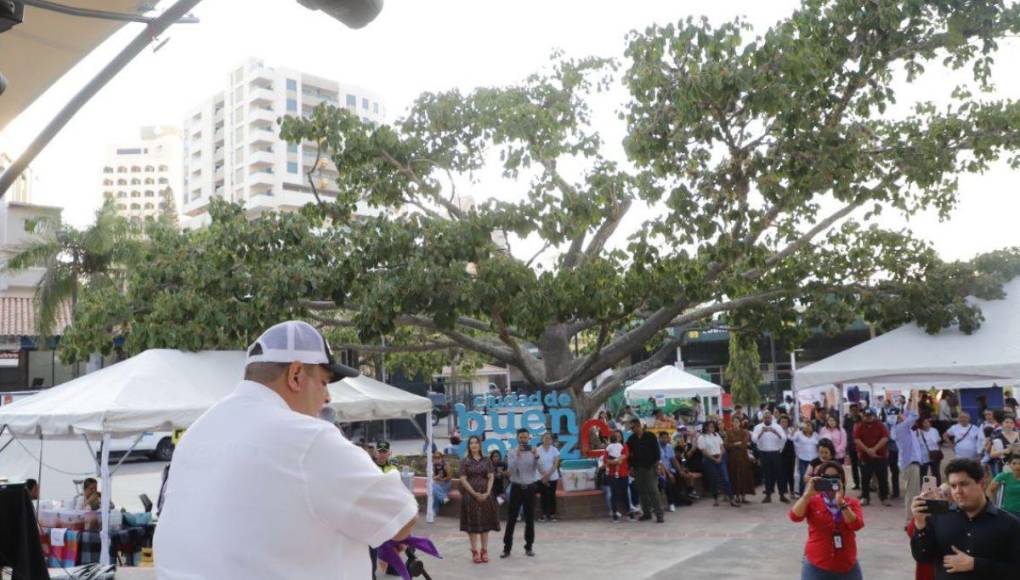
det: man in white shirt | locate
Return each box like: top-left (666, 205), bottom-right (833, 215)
top-left (154, 321), bottom-right (419, 580)
top-left (943, 412), bottom-right (984, 461)
top-left (751, 412), bottom-right (789, 503)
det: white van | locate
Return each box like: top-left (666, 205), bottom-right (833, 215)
top-left (107, 431), bottom-right (175, 462)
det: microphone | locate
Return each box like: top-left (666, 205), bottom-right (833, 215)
top-left (319, 405), bottom-right (338, 423)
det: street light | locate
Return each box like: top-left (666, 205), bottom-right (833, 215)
top-left (0, 0), bottom-right (385, 199)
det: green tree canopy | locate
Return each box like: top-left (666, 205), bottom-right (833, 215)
top-left (65, 0), bottom-right (1020, 418)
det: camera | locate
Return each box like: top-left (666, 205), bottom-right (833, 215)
top-left (521, 443), bottom-right (532, 452)
top-left (815, 478), bottom-right (840, 492)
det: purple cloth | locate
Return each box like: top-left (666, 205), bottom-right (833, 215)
top-left (376, 535), bottom-right (441, 580)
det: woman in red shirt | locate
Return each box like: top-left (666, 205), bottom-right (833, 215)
top-left (789, 461), bottom-right (865, 579)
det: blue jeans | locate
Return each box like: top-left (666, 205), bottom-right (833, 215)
top-left (798, 459), bottom-right (812, 495)
top-left (801, 560), bottom-right (862, 580)
top-left (704, 456), bottom-right (733, 498)
top-left (432, 480), bottom-right (452, 513)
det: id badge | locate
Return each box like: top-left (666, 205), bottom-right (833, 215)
top-left (832, 533), bottom-right (844, 550)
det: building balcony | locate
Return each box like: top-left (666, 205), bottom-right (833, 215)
top-left (248, 88), bottom-right (274, 107)
top-left (248, 172), bottom-right (275, 189)
top-left (248, 150), bottom-right (275, 168)
top-left (248, 107), bottom-right (277, 124)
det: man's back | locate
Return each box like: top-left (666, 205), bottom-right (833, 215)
top-left (155, 381), bottom-right (416, 579)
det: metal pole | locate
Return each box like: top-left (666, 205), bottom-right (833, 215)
top-left (0, 0), bottom-right (203, 198)
top-left (425, 414), bottom-right (434, 523)
top-left (99, 432), bottom-right (112, 567)
top-left (35, 434), bottom-right (44, 523)
top-left (791, 351), bottom-right (799, 425)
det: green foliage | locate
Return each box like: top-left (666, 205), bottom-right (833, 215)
top-left (2, 201), bottom-right (138, 337)
top-left (62, 1), bottom-right (1020, 420)
top-left (725, 332), bottom-right (763, 408)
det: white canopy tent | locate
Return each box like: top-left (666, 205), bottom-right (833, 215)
top-left (624, 365), bottom-right (723, 417)
top-left (0, 349), bottom-right (436, 565)
top-left (794, 277), bottom-right (1020, 424)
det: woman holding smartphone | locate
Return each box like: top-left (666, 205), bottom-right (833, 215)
top-left (789, 461), bottom-right (865, 579)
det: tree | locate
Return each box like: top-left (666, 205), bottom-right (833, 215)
top-left (64, 0), bottom-right (1020, 420)
top-left (2, 201), bottom-right (137, 337)
top-left (725, 332), bottom-right (763, 409)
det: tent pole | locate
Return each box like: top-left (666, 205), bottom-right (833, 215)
top-left (426, 414), bottom-right (434, 523)
top-left (0, 424), bottom-right (13, 455)
top-left (791, 352), bottom-right (799, 425)
top-left (99, 433), bottom-right (112, 567)
top-left (35, 434), bottom-right (44, 523)
top-left (836, 383), bottom-right (844, 428)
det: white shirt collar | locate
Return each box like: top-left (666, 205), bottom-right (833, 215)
top-left (234, 380), bottom-right (291, 411)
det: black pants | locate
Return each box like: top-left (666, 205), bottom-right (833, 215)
top-left (609, 476), bottom-right (630, 516)
top-left (537, 480), bottom-right (557, 517)
top-left (503, 483), bottom-right (536, 552)
top-left (848, 447), bottom-right (862, 488)
top-left (760, 451), bottom-right (787, 496)
top-left (888, 448), bottom-right (901, 497)
top-left (860, 457), bottom-right (889, 501)
top-left (781, 444), bottom-right (796, 495)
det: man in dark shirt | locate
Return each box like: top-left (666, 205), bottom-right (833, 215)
top-left (853, 408), bottom-right (891, 506)
top-left (911, 458), bottom-right (1020, 579)
top-left (843, 404), bottom-right (863, 490)
top-left (627, 418), bottom-right (663, 523)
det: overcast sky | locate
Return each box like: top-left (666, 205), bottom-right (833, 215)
top-left (3, 0), bottom-right (1019, 262)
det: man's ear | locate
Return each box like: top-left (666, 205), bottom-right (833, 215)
top-left (286, 361), bottom-right (305, 392)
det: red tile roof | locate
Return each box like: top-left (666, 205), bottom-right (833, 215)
top-left (0, 296), bottom-right (72, 337)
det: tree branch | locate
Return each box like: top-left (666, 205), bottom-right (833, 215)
top-left (335, 341), bottom-right (460, 353)
top-left (377, 149), bottom-right (465, 220)
top-left (583, 198), bottom-right (632, 260)
top-left (742, 200), bottom-right (863, 280)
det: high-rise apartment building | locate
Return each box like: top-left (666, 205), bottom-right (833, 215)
top-left (181, 58), bottom-right (386, 227)
top-left (0, 152), bottom-right (36, 204)
top-left (100, 126), bottom-right (182, 226)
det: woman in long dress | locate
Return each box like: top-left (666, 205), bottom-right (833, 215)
top-left (459, 436), bottom-right (500, 564)
top-left (725, 419), bottom-right (755, 504)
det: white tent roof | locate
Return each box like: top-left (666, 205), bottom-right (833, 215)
top-left (624, 365), bottom-right (723, 402)
top-left (0, 349), bottom-right (431, 438)
top-left (328, 374), bottom-right (431, 422)
top-left (795, 278), bottom-right (1020, 389)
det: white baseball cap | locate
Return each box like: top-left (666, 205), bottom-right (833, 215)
top-left (246, 320), bottom-right (359, 379)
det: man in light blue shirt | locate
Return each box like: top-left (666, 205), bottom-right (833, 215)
top-left (891, 395), bottom-right (922, 520)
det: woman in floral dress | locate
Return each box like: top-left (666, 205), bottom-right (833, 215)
top-left (460, 435), bottom-right (500, 564)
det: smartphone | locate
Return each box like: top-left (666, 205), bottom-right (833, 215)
top-left (924, 499), bottom-right (950, 514)
top-left (815, 478), bottom-right (840, 492)
top-left (521, 443), bottom-right (532, 452)
top-left (921, 475), bottom-right (938, 496)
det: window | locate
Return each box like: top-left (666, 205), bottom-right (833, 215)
top-left (131, 178), bottom-right (141, 185)
top-left (287, 161), bottom-right (299, 174)
top-left (287, 143), bottom-right (298, 154)
top-left (362, 97), bottom-right (369, 110)
top-left (373, 102), bottom-right (379, 114)
top-left (116, 148), bottom-right (142, 155)
top-left (144, 177), bottom-right (154, 184)
top-left (117, 179), bottom-right (127, 186)
top-left (159, 165), bottom-right (169, 172)
top-left (346, 94), bottom-right (356, 107)
top-left (286, 78), bottom-right (297, 91)
top-left (144, 203), bottom-right (154, 210)
top-left (159, 177), bottom-right (168, 184)
top-left (103, 166), bottom-right (113, 174)
top-left (131, 166), bottom-right (141, 173)
top-left (131, 191), bottom-right (141, 198)
top-left (118, 192), bottom-right (127, 199)
top-left (234, 168), bottom-right (244, 183)
top-left (117, 167), bottom-right (127, 173)
top-left (130, 203), bottom-right (141, 210)
top-left (145, 190), bottom-right (155, 197)
top-left (117, 203), bottom-right (126, 210)
top-left (286, 98), bottom-right (297, 113)
top-left (144, 165), bottom-right (154, 172)
top-left (103, 179), bottom-right (113, 186)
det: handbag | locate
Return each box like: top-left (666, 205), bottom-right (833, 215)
top-left (918, 430), bottom-right (943, 464)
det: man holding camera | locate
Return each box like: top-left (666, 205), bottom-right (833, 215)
top-left (910, 458), bottom-right (1020, 578)
top-left (502, 428), bottom-right (540, 558)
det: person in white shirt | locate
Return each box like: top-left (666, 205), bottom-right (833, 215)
top-left (535, 432), bottom-right (561, 522)
top-left (751, 412), bottom-right (789, 503)
top-left (913, 416), bottom-right (943, 486)
top-left (943, 412), bottom-right (984, 461)
top-left (154, 321), bottom-right (418, 580)
top-left (697, 420), bottom-right (735, 507)
top-left (793, 422), bottom-right (820, 496)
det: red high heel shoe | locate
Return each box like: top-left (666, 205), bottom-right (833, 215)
top-left (480, 549), bottom-right (489, 563)
top-left (471, 549), bottom-right (482, 564)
